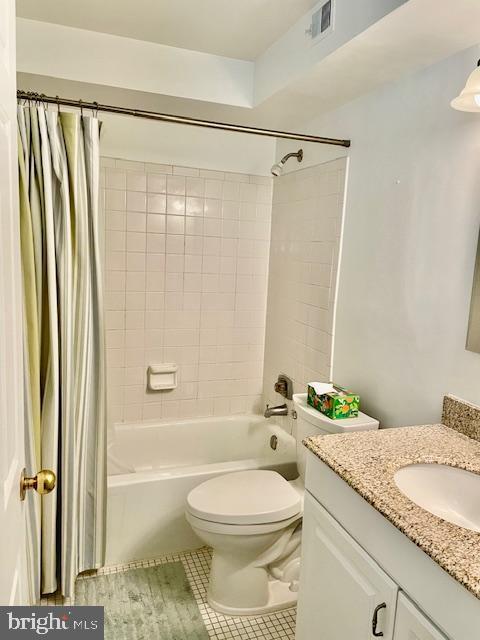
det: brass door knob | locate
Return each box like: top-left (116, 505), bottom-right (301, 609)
top-left (20, 468), bottom-right (56, 501)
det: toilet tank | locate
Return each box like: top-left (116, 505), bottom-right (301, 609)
top-left (293, 393), bottom-right (379, 480)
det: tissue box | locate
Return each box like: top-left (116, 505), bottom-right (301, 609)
top-left (307, 384), bottom-right (360, 419)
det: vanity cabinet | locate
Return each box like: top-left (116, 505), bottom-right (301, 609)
top-left (299, 453), bottom-right (479, 639)
top-left (297, 490), bottom-right (450, 640)
top-left (393, 593), bottom-right (448, 640)
top-left (296, 492), bottom-right (398, 640)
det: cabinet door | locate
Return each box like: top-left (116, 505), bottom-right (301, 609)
top-left (393, 593), bottom-right (448, 640)
top-left (296, 492), bottom-right (398, 640)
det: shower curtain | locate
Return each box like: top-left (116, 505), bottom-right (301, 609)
top-left (17, 104), bottom-right (106, 599)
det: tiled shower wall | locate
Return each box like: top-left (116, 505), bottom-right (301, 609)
top-left (263, 158), bottom-right (347, 410)
top-left (100, 157), bottom-right (272, 424)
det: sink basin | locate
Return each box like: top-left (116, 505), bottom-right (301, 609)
top-left (394, 464), bottom-right (480, 532)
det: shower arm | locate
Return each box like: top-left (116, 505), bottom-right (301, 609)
top-left (279, 150), bottom-right (304, 165)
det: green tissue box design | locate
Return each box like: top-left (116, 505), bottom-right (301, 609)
top-left (307, 384), bottom-right (360, 419)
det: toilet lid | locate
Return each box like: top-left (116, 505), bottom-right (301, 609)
top-left (186, 470), bottom-right (302, 525)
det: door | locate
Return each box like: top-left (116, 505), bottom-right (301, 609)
top-left (0, 0), bottom-right (29, 605)
top-left (296, 492), bottom-right (398, 640)
top-left (393, 593), bottom-right (448, 640)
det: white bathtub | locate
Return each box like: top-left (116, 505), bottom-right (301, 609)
top-left (105, 415), bottom-right (297, 565)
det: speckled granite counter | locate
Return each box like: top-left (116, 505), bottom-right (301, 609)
top-left (304, 423), bottom-right (480, 599)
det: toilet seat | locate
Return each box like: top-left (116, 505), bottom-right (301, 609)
top-left (186, 470), bottom-right (303, 526)
top-left (186, 510), bottom-right (302, 536)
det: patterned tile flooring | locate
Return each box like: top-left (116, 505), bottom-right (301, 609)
top-left (41, 547), bottom-right (297, 640)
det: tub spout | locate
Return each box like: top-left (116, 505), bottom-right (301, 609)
top-left (264, 403), bottom-right (288, 418)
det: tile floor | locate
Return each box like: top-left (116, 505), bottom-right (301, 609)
top-left (41, 547), bottom-right (297, 640)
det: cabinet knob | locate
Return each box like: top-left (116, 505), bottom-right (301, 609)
top-left (372, 602), bottom-right (387, 637)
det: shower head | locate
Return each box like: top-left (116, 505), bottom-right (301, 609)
top-left (270, 149), bottom-right (303, 177)
top-left (271, 162), bottom-right (283, 177)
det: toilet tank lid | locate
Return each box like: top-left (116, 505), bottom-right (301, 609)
top-left (293, 393), bottom-right (379, 432)
top-left (186, 470), bottom-right (302, 525)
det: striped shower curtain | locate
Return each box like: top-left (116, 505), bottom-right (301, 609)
top-left (17, 105), bottom-right (106, 599)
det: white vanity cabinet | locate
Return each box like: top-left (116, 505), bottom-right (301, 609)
top-left (393, 593), bottom-right (448, 640)
top-left (297, 491), bottom-right (451, 640)
top-left (296, 453), bottom-right (478, 640)
top-left (296, 492), bottom-right (398, 640)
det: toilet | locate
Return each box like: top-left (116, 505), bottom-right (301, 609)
top-left (185, 393), bottom-right (379, 616)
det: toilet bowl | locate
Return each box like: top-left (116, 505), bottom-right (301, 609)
top-left (186, 470), bottom-right (303, 615)
top-left (185, 393), bottom-right (379, 616)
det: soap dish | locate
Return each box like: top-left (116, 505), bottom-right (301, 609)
top-left (147, 364), bottom-right (178, 391)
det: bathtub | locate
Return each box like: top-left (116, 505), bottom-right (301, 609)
top-left (105, 415), bottom-right (297, 565)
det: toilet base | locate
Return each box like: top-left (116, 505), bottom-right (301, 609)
top-left (207, 578), bottom-right (298, 617)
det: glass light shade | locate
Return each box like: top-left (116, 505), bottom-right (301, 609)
top-left (451, 64), bottom-right (480, 112)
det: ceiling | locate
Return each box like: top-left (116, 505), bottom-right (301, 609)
top-left (16, 0), bottom-right (480, 133)
top-left (15, 0), bottom-right (315, 60)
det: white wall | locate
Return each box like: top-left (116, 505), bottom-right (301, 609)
top-left (16, 18), bottom-right (254, 107)
top-left (255, 0), bottom-right (406, 103)
top-left (98, 114), bottom-right (276, 176)
top-left (277, 44), bottom-right (480, 427)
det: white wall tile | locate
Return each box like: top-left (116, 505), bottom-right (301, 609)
top-left (222, 201), bottom-right (240, 220)
top-left (186, 217), bottom-right (203, 236)
top-left (173, 166), bottom-right (199, 177)
top-left (166, 216), bottom-right (185, 235)
top-left (103, 157), bottom-right (272, 425)
top-left (126, 311), bottom-right (145, 330)
top-left (106, 252), bottom-right (126, 271)
top-left (147, 194), bottom-right (167, 214)
top-left (106, 169), bottom-right (126, 190)
top-left (145, 163), bottom-right (172, 175)
top-left (186, 177), bottom-right (205, 198)
top-left (166, 254), bottom-right (184, 273)
top-left (126, 212), bottom-right (146, 233)
top-left (166, 195), bottom-right (186, 215)
top-left (263, 159), bottom-right (346, 415)
top-left (147, 233), bottom-right (166, 253)
top-left (167, 175), bottom-right (186, 195)
top-left (126, 272), bottom-right (146, 292)
top-left (126, 231), bottom-right (146, 253)
top-left (146, 253), bottom-right (166, 272)
top-left (126, 191), bottom-right (147, 212)
top-left (185, 236), bottom-right (203, 255)
top-left (222, 181), bottom-right (240, 201)
top-left (106, 211), bottom-right (126, 231)
top-left (105, 291), bottom-right (125, 311)
top-left (205, 179), bottom-right (223, 199)
top-left (126, 292), bottom-right (145, 311)
top-left (105, 189), bottom-right (126, 211)
top-left (147, 214), bottom-right (166, 234)
top-left (199, 169), bottom-right (225, 180)
top-left (146, 291), bottom-right (165, 310)
top-left (186, 197), bottom-right (204, 216)
top-left (204, 199), bottom-right (222, 218)
top-left (106, 271), bottom-right (126, 292)
top-left (147, 173), bottom-right (167, 194)
top-left (127, 172), bottom-right (147, 192)
top-left (166, 234), bottom-right (185, 254)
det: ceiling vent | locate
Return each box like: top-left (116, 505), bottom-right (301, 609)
top-left (306, 0), bottom-right (334, 44)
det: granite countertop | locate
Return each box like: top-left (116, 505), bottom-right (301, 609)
top-left (304, 423), bottom-right (480, 599)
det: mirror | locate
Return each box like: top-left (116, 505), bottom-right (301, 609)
top-left (467, 231), bottom-right (480, 353)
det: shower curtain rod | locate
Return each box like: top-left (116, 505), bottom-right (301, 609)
top-left (17, 90), bottom-right (351, 148)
